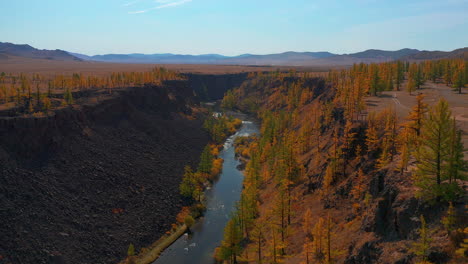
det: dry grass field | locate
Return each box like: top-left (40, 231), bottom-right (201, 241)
top-left (0, 55), bottom-right (332, 76)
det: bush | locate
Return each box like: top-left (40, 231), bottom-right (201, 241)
top-left (184, 215), bottom-right (195, 229)
top-left (190, 203), bottom-right (206, 218)
top-left (127, 243), bottom-right (135, 256)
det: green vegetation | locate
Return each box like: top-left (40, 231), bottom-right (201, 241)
top-left (198, 145), bottom-right (214, 176)
top-left (184, 215), bottom-right (195, 230)
top-left (414, 99), bottom-right (466, 202)
top-left (412, 215), bottom-right (433, 263)
top-left (127, 243), bottom-right (135, 257)
top-left (203, 114), bottom-right (242, 143)
top-left (216, 218), bottom-right (243, 263)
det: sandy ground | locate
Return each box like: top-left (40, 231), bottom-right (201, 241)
top-left (366, 81), bottom-right (468, 157)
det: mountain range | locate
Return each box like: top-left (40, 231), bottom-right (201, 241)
top-left (1, 42), bottom-right (467, 66)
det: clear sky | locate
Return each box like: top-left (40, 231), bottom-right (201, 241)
top-left (1, 0), bottom-right (467, 56)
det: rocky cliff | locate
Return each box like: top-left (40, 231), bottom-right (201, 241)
top-left (0, 81), bottom-right (210, 263)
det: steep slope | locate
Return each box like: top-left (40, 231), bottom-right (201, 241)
top-left (0, 82), bottom-right (210, 264)
top-left (219, 73), bottom-right (466, 264)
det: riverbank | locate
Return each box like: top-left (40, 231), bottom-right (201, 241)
top-left (153, 117), bottom-right (259, 264)
top-left (124, 224), bottom-right (188, 264)
top-left (119, 113), bottom-right (246, 264)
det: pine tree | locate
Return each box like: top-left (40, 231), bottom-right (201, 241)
top-left (407, 94), bottom-right (428, 137)
top-left (454, 67), bottom-right (465, 94)
top-left (323, 162), bottom-right (335, 194)
top-left (179, 166), bottom-right (197, 199)
top-left (441, 202), bottom-right (457, 233)
top-left (397, 126), bottom-right (412, 174)
top-left (365, 114), bottom-right (380, 155)
top-left (312, 217), bottom-right (325, 262)
top-left (127, 243), bottom-right (135, 256)
top-left (351, 169), bottom-right (366, 200)
top-left (342, 120), bottom-right (356, 176)
top-left (42, 96), bottom-right (51, 113)
top-left (395, 61), bottom-right (404, 91)
top-left (64, 87), bottom-right (74, 105)
top-left (198, 145), bottom-right (213, 177)
top-left (414, 98), bottom-right (464, 202)
top-left (217, 218), bottom-right (242, 263)
top-left (377, 109), bottom-right (397, 168)
top-left (250, 220), bottom-right (266, 264)
top-left (412, 215), bottom-right (432, 262)
top-left (184, 215), bottom-right (195, 230)
top-left (447, 119), bottom-right (467, 184)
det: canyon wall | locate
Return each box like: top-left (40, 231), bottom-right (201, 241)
top-left (0, 81), bottom-right (210, 264)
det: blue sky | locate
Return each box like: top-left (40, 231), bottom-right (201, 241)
top-left (1, 0), bottom-right (467, 56)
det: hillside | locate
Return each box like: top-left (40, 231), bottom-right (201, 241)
top-left (215, 64), bottom-right (467, 263)
top-left (73, 48), bottom-right (466, 66)
top-left (0, 42), bottom-right (464, 66)
top-left (0, 81), bottom-right (211, 264)
top-left (70, 49), bottom-right (424, 66)
top-left (401, 47), bottom-right (468, 60)
top-left (0, 42), bottom-right (81, 61)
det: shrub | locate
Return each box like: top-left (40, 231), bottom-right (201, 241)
top-left (184, 215), bottom-right (195, 229)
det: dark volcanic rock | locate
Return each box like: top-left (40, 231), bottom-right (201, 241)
top-left (0, 83), bottom-right (210, 264)
top-left (345, 241), bottom-right (382, 264)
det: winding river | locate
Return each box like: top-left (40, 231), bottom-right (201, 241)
top-left (153, 116), bottom-right (259, 264)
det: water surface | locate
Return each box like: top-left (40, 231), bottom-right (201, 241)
top-left (154, 117), bottom-right (259, 264)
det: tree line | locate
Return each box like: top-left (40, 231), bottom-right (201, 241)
top-left (216, 61), bottom-right (466, 263)
top-left (0, 67), bottom-right (181, 114)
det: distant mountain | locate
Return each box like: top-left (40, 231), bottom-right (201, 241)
top-left (347, 48), bottom-right (420, 59)
top-left (68, 52), bottom-right (93, 61)
top-left (71, 51), bottom-right (336, 65)
top-left (0, 42), bottom-right (81, 61)
top-left (300, 49), bottom-right (422, 66)
top-left (401, 47), bottom-right (468, 60)
top-left (72, 49), bottom-right (421, 66)
top-left (77, 53), bottom-right (230, 64)
top-left (2, 42), bottom-right (465, 66)
top-left (220, 51), bottom-right (336, 66)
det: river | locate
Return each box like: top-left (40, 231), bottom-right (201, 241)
top-left (153, 116), bottom-right (259, 264)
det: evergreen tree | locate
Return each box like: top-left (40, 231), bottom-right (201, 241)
top-left (250, 220), bottom-right (266, 264)
top-left (217, 218), bottom-right (243, 263)
top-left (453, 67), bottom-right (465, 94)
top-left (179, 166), bottom-right (197, 199)
top-left (412, 215), bottom-right (432, 262)
top-left (414, 99), bottom-right (464, 202)
top-left (198, 145), bottom-right (213, 176)
top-left (365, 114), bottom-right (380, 155)
top-left (312, 217), bottom-right (325, 262)
top-left (64, 87), bottom-right (74, 105)
top-left (127, 243), bottom-right (135, 256)
top-left (447, 119), bottom-right (467, 184)
top-left (395, 61), bottom-right (404, 91)
top-left (441, 202), bottom-right (457, 233)
top-left (407, 94), bottom-right (428, 137)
